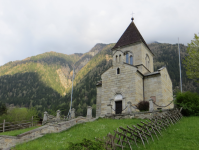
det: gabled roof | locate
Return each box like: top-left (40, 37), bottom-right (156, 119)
top-left (112, 19), bottom-right (153, 55)
top-left (144, 71), bottom-right (160, 77)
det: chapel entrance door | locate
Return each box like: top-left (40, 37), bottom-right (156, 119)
top-left (115, 101), bottom-right (122, 114)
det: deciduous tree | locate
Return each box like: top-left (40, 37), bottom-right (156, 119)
top-left (183, 34), bottom-right (199, 82)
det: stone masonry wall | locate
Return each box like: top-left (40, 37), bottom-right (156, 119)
top-left (141, 43), bottom-right (154, 72)
top-left (144, 74), bottom-right (163, 110)
top-left (160, 68), bottom-right (174, 109)
top-left (104, 108), bottom-right (174, 120)
top-left (119, 43), bottom-right (142, 66)
top-left (96, 86), bottom-right (102, 118)
top-left (112, 43), bottom-right (154, 74)
top-left (144, 68), bottom-right (174, 110)
top-left (135, 72), bottom-right (144, 103)
top-left (137, 65), bottom-right (150, 75)
top-left (101, 63), bottom-right (137, 116)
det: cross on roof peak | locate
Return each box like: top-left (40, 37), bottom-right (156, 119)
top-left (131, 12), bottom-right (134, 21)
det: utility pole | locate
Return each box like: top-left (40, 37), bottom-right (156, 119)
top-left (178, 38), bottom-right (182, 92)
top-left (69, 67), bottom-right (75, 119)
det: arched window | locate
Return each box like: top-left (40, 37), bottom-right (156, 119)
top-left (115, 94), bottom-right (123, 100)
top-left (126, 53), bottom-right (129, 63)
top-left (130, 56), bottom-right (133, 65)
top-left (117, 68), bottom-right (120, 74)
top-left (116, 55), bottom-right (118, 63)
top-left (119, 55), bottom-right (121, 62)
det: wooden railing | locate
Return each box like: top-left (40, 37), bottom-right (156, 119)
top-left (0, 116), bottom-right (39, 133)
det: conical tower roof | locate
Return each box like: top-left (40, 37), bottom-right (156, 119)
top-left (112, 18), bottom-right (153, 54)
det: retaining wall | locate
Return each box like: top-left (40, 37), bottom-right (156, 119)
top-left (0, 117), bottom-right (97, 150)
top-left (104, 108), bottom-right (174, 119)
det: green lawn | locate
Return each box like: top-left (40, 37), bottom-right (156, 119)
top-left (13, 118), bottom-right (142, 150)
top-left (13, 117), bottom-right (199, 150)
top-left (0, 126), bottom-right (39, 136)
top-left (137, 116), bottom-right (199, 150)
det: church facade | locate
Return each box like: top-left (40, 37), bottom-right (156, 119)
top-left (96, 18), bottom-right (174, 117)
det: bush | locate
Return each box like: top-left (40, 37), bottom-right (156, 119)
top-left (0, 102), bottom-right (7, 116)
top-left (0, 107), bottom-right (38, 122)
top-left (175, 91), bottom-right (199, 116)
top-left (137, 101), bottom-right (149, 111)
top-left (67, 138), bottom-right (105, 150)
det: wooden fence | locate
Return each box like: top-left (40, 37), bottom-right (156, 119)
top-left (0, 116), bottom-right (39, 133)
top-left (96, 108), bottom-right (183, 150)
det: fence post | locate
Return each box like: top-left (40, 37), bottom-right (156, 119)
top-left (42, 111), bottom-right (48, 125)
top-left (71, 108), bottom-right (75, 119)
top-left (31, 116), bottom-right (33, 127)
top-left (127, 101), bottom-right (132, 114)
top-left (56, 110), bottom-right (61, 121)
top-left (87, 106), bottom-right (92, 120)
top-left (3, 119), bottom-right (5, 132)
top-left (149, 98), bottom-right (154, 112)
top-left (107, 104), bottom-right (112, 115)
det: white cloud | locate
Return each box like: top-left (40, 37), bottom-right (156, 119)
top-left (0, 0), bottom-right (198, 66)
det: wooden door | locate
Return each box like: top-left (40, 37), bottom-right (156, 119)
top-left (115, 101), bottom-right (122, 114)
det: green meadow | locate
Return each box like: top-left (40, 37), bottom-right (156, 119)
top-left (10, 117), bottom-right (199, 150)
top-left (0, 126), bottom-right (39, 136)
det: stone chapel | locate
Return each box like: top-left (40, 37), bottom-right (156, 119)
top-left (96, 17), bottom-right (174, 117)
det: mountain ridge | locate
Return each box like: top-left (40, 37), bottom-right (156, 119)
top-left (0, 42), bottom-right (198, 117)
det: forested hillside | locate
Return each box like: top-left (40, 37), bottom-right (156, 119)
top-left (0, 42), bottom-right (198, 117)
top-left (0, 43), bottom-right (109, 116)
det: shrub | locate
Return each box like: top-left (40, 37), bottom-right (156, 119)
top-left (175, 91), bottom-right (199, 116)
top-left (67, 138), bottom-right (105, 150)
top-left (0, 102), bottom-right (7, 116)
top-left (0, 107), bottom-right (38, 122)
top-left (137, 101), bottom-right (149, 111)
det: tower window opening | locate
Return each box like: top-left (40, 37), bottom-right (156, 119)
top-left (119, 55), bottom-right (121, 62)
top-left (126, 53), bottom-right (129, 63)
top-left (116, 55), bottom-right (118, 63)
top-left (145, 54), bottom-right (150, 69)
top-left (130, 56), bottom-right (133, 65)
top-left (117, 68), bottom-right (120, 74)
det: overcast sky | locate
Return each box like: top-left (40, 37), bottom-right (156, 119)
top-left (0, 0), bottom-right (198, 66)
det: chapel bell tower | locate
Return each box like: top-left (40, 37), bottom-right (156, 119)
top-left (111, 17), bottom-right (154, 74)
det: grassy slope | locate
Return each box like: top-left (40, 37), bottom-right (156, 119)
top-left (14, 117), bottom-right (199, 150)
top-left (140, 116), bottom-right (199, 150)
top-left (14, 118), bottom-right (141, 150)
top-left (0, 126), bottom-right (39, 136)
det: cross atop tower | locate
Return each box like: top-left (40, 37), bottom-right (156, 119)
top-left (131, 12), bottom-right (134, 21)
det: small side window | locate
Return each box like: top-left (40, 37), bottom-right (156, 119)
top-left (116, 55), bottom-right (118, 63)
top-left (130, 56), bottom-right (133, 65)
top-left (126, 53), bottom-right (129, 63)
top-left (119, 55), bottom-right (121, 62)
top-left (117, 68), bottom-right (120, 74)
